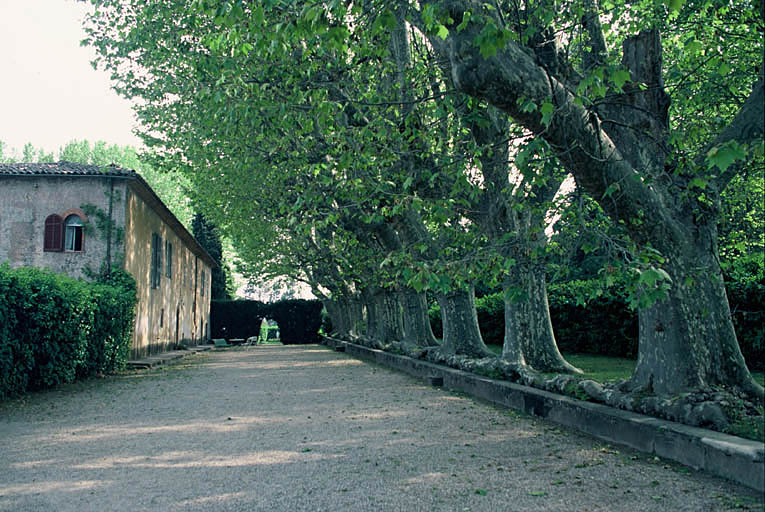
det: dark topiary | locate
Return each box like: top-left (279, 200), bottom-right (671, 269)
top-left (211, 299), bottom-right (324, 344)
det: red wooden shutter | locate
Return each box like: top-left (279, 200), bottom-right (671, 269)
top-left (44, 215), bottom-right (63, 251)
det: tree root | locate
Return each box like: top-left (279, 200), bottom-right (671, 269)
top-left (322, 335), bottom-right (763, 441)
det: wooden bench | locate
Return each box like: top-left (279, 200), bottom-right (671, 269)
top-left (212, 338), bottom-right (231, 347)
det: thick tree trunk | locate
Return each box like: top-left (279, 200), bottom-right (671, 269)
top-left (426, 14), bottom-right (764, 399)
top-left (502, 265), bottom-right (582, 373)
top-left (463, 104), bottom-right (579, 373)
top-left (362, 288), bottom-right (378, 341)
top-left (346, 295), bottom-right (365, 338)
top-left (371, 288), bottom-right (405, 344)
top-left (436, 286), bottom-right (494, 358)
top-left (626, 227), bottom-right (763, 398)
top-left (400, 288), bottom-right (438, 347)
top-left (323, 298), bottom-right (350, 338)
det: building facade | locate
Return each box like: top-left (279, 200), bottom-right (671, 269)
top-left (0, 162), bottom-right (215, 358)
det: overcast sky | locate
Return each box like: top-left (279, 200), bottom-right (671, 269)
top-left (0, 0), bottom-right (142, 156)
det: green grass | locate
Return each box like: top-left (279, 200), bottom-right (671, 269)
top-left (558, 353), bottom-right (637, 382)
top-left (486, 345), bottom-right (765, 386)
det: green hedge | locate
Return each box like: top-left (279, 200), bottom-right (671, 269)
top-left (428, 284), bottom-right (637, 355)
top-left (547, 280), bottom-right (639, 359)
top-left (79, 270), bottom-right (138, 379)
top-left (428, 269), bottom-right (763, 370)
top-left (723, 255), bottom-right (764, 372)
top-left (0, 265), bottom-right (136, 399)
top-left (211, 299), bottom-right (323, 344)
top-left (210, 300), bottom-right (265, 340)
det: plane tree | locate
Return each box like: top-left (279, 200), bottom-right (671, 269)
top-left (405, 0), bottom-right (764, 402)
top-left (85, 0), bottom-right (763, 408)
top-left (84, 0), bottom-right (589, 370)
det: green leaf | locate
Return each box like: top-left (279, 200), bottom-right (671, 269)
top-left (707, 141), bottom-right (747, 172)
top-left (639, 267), bottom-right (672, 287)
top-left (655, 268), bottom-right (672, 283)
top-left (540, 102), bottom-right (554, 127)
top-left (520, 99), bottom-right (537, 113)
top-left (437, 24), bottom-right (449, 40)
top-left (253, 6), bottom-right (264, 25)
top-left (456, 11), bottom-right (471, 32)
top-left (688, 177), bottom-right (707, 190)
top-left (603, 183), bottom-right (620, 198)
top-left (684, 39), bottom-right (703, 55)
top-left (611, 69), bottom-right (631, 90)
top-left (666, 0), bottom-right (683, 11)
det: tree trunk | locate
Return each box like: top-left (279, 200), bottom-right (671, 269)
top-left (436, 286), bottom-right (494, 358)
top-left (400, 288), bottom-right (438, 347)
top-left (626, 226), bottom-right (762, 397)
top-left (463, 103), bottom-right (579, 373)
top-left (371, 288), bottom-right (405, 344)
top-left (426, 15), bottom-right (763, 398)
top-left (502, 264), bottom-right (582, 373)
top-left (346, 295), bottom-right (365, 338)
top-left (323, 298), bottom-right (350, 338)
top-left (362, 288), bottom-right (377, 341)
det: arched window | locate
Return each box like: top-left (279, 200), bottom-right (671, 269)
top-left (44, 214), bottom-right (63, 252)
top-left (64, 215), bottom-right (84, 252)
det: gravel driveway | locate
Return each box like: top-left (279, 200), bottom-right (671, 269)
top-left (1, 345), bottom-right (762, 511)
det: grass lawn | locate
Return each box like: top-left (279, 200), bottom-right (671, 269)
top-left (485, 345), bottom-right (765, 386)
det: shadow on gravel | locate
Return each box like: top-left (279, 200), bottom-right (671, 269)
top-left (1, 345), bottom-right (762, 512)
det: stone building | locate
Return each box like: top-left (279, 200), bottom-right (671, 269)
top-left (0, 161), bottom-right (215, 358)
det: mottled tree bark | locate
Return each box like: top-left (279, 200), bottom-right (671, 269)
top-left (400, 288), bottom-right (438, 347)
top-left (436, 286), bottom-right (494, 358)
top-left (423, 6), bottom-right (763, 398)
top-left (323, 298), bottom-right (350, 338)
top-left (464, 104), bottom-right (579, 373)
top-left (347, 295), bottom-right (365, 338)
top-left (362, 288), bottom-right (378, 342)
top-left (627, 225), bottom-right (759, 396)
top-left (503, 264), bottom-right (581, 373)
top-left (371, 287), bottom-right (405, 344)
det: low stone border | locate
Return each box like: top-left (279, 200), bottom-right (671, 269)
top-left (126, 345), bottom-right (211, 369)
top-left (322, 336), bottom-right (764, 492)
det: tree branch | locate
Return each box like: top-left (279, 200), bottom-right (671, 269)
top-left (706, 75), bottom-right (765, 191)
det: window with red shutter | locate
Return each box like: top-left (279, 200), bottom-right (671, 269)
top-left (44, 214), bottom-right (63, 251)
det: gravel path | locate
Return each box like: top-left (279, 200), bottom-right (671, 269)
top-left (1, 345), bottom-right (762, 511)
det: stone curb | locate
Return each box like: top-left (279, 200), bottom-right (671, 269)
top-left (322, 337), bottom-right (764, 492)
top-left (126, 345), bottom-right (211, 369)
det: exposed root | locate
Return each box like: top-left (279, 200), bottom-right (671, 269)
top-left (321, 336), bottom-right (764, 441)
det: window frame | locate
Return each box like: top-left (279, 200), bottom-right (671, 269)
top-left (63, 215), bottom-right (84, 252)
top-left (151, 232), bottom-right (162, 289)
top-left (165, 240), bottom-right (173, 279)
top-left (43, 214), bottom-right (63, 252)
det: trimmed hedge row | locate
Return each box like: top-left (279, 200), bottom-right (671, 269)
top-left (546, 281), bottom-right (639, 359)
top-left (429, 274), bottom-right (764, 371)
top-left (724, 256), bottom-right (765, 372)
top-left (211, 299), bottom-right (323, 344)
top-left (0, 265), bottom-right (137, 399)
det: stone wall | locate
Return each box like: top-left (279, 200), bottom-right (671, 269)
top-left (124, 183), bottom-right (212, 358)
top-left (0, 176), bottom-right (126, 279)
top-left (0, 173), bottom-right (212, 360)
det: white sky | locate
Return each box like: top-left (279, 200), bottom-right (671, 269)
top-left (0, 0), bottom-right (142, 156)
